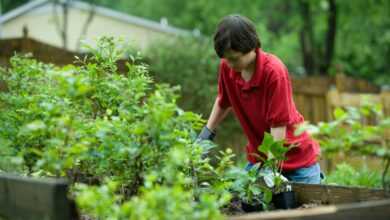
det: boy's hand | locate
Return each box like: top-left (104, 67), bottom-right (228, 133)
top-left (197, 126), bottom-right (216, 142)
top-left (195, 126), bottom-right (216, 159)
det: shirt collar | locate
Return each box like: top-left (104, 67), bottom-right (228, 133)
top-left (227, 48), bottom-right (265, 91)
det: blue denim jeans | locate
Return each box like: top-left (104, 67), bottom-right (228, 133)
top-left (245, 162), bottom-right (323, 184)
top-left (282, 163), bottom-right (323, 184)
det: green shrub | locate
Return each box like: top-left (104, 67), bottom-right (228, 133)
top-left (0, 37), bottom-right (254, 219)
top-left (146, 37), bottom-right (246, 153)
top-left (2, 36), bottom-right (296, 218)
top-left (296, 102), bottom-right (390, 190)
top-left (325, 163), bottom-right (382, 188)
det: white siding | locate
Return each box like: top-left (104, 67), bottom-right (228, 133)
top-left (2, 5), bottom-right (172, 52)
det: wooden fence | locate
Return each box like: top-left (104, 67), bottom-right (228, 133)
top-left (292, 75), bottom-right (333, 124)
top-left (292, 74), bottom-right (389, 172)
top-left (0, 37), bottom-right (78, 67)
top-left (0, 37), bottom-right (129, 72)
top-left (292, 74), bottom-right (388, 124)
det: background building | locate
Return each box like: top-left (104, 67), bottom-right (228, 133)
top-left (0, 0), bottom-right (192, 51)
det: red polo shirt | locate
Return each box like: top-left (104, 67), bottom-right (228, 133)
top-left (217, 48), bottom-right (320, 171)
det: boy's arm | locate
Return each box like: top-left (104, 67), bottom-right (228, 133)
top-left (197, 97), bottom-right (230, 141)
top-left (206, 97), bottom-right (231, 131)
top-left (270, 126), bottom-right (287, 141)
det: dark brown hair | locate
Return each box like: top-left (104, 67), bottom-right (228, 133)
top-left (213, 15), bottom-right (261, 58)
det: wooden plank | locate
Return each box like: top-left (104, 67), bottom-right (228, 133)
top-left (229, 183), bottom-right (390, 220)
top-left (292, 77), bottom-right (331, 96)
top-left (312, 96), bottom-right (326, 123)
top-left (335, 73), bottom-right (347, 93)
top-left (229, 199), bottom-right (390, 220)
top-left (293, 94), bottom-right (305, 119)
top-left (0, 173), bottom-right (77, 220)
top-left (291, 182), bottom-right (388, 205)
top-left (381, 90), bottom-right (390, 139)
top-left (335, 73), bottom-right (380, 93)
top-left (320, 97), bottom-right (328, 123)
top-left (0, 37), bottom-right (131, 72)
top-left (293, 87), bottom-right (328, 96)
top-left (338, 93), bottom-right (381, 107)
top-left (381, 90), bottom-right (390, 116)
top-left (326, 87), bottom-right (340, 121)
top-left (306, 96), bottom-right (315, 123)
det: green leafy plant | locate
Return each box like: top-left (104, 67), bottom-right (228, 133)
top-left (296, 102), bottom-right (390, 190)
top-left (325, 163), bottom-right (382, 188)
top-left (0, 36), bottom-right (246, 218)
top-left (228, 165), bottom-right (272, 210)
top-left (1, 36), bottom-right (302, 217)
top-left (75, 146), bottom-right (233, 220)
top-left (257, 133), bottom-right (291, 194)
top-left (226, 133), bottom-right (291, 210)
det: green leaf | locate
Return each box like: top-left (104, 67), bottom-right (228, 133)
top-left (258, 133), bottom-right (273, 154)
top-left (334, 108), bottom-right (346, 120)
top-left (261, 187), bottom-right (273, 204)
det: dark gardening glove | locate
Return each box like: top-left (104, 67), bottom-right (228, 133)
top-left (195, 126), bottom-right (216, 158)
top-left (197, 126), bottom-right (216, 142)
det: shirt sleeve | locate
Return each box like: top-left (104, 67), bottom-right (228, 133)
top-left (266, 74), bottom-right (293, 127)
top-left (217, 61), bottom-right (231, 109)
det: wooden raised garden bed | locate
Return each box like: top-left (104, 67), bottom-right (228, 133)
top-left (1, 173), bottom-right (389, 220)
top-left (0, 173), bottom-right (78, 220)
top-left (230, 182), bottom-right (390, 220)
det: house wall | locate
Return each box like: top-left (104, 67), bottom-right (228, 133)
top-left (2, 4), bottom-right (172, 51)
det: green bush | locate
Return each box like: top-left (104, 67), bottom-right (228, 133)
top-left (325, 163), bottom-right (382, 188)
top-left (1, 37), bottom-right (299, 218)
top-left (146, 37), bottom-right (218, 114)
top-left (0, 36), bottom-right (286, 219)
top-left (146, 37), bottom-right (246, 153)
top-left (296, 102), bottom-right (390, 190)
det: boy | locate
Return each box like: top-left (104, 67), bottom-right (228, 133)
top-left (198, 15), bottom-right (322, 183)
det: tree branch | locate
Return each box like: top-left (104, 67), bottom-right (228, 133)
top-left (52, 0), bottom-right (69, 49)
top-left (76, 0), bottom-right (96, 51)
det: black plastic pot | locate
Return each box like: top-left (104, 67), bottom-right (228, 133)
top-left (272, 191), bottom-right (297, 209)
top-left (241, 201), bottom-right (264, 212)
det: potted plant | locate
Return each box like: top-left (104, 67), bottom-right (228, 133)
top-left (228, 164), bottom-right (272, 212)
top-left (257, 133), bottom-right (297, 209)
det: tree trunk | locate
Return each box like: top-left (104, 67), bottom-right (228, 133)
top-left (299, 0), bottom-right (317, 75)
top-left (320, 0), bottom-right (337, 74)
top-left (299, 0), bottom-right (338, 76)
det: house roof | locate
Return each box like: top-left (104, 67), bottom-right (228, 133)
top-left (0, 0), bottom-right (194, 36)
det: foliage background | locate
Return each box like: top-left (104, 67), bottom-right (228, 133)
top-left (1, 2), bottom-right (390, 217)
top-left (2, 0), bottom-right (389, 165)
top-left (84, 0), bottom-right (390, 84)
top-left (2, 0), bottom-right (389, 82)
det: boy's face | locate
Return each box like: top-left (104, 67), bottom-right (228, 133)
top-left (223, 49), bottom-right (255, 72)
